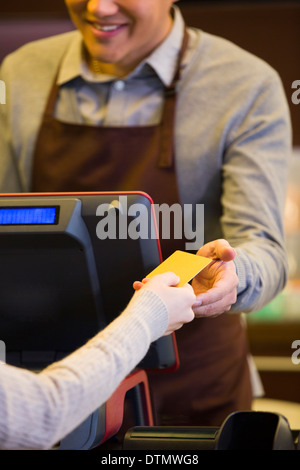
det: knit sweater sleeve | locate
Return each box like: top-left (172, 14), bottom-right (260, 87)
top-left (0, 288), bottom-right (168, 450)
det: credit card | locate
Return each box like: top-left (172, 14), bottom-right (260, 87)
top-left (147, 250), bottom-right (212, 286)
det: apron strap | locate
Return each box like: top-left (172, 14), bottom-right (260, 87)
top-left (44, 75), bottom-right (61, 118)
top-left (158, 28), bottom-right (190, 169)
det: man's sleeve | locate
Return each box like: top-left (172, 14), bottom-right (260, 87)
top-left (222, 71), bottom-right (292, 313)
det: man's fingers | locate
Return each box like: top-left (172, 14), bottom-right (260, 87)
top-left (193, 292), bottom-right (235, 317)
top-left (193, 286), bottom-right (226, 306)
top-left (197, 239), bottom-right (236, 261)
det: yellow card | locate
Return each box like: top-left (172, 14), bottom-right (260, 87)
top-left (147, 250), bottom-right (212, 287)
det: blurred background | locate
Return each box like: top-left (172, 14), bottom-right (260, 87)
top-left (0, 0), bottom-right (300, 419)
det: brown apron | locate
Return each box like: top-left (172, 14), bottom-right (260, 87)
top-left (31, 30), bottom-right (252, 427)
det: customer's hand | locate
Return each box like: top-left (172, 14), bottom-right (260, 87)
top-left (192, 239), bottom-right (238, 318)
top-left (133, 272), bottom-right (196, 335)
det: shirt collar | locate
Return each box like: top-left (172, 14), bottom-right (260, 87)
top-left (143, 5), bottom-right (185, 86)
top-left (57, 31), bottom-right (84, 85)
top-left (57, 5), bottom-right (185, 87)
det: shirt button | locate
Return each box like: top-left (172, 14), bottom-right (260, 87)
top-left (114, 80), bottom-right (125, 91)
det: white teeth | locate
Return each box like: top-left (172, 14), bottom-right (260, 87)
top-left (94, 24), bottom-right (119, 32)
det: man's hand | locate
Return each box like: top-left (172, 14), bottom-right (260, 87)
top-left (192, 239), bottom-right (239, 318)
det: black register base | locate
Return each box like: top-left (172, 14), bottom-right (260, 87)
top-left (123, 411), bottom-right (300, 450)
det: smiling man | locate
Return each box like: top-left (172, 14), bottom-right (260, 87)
top-left (66, 0), bottom-right (175, 76)
top-left (0, 0), bottom-right (291, 428)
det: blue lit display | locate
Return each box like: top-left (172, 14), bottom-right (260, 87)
top-left (0, 207), bottom-right (58, 225)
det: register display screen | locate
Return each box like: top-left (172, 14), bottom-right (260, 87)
top-left (0, 207), bottom-right (59, 225)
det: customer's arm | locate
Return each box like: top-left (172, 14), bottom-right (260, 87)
top-left (0, 272), bottom-right (195, 450)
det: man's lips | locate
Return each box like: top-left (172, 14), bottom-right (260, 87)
top-left (86, 20), bottom-right (127, 36)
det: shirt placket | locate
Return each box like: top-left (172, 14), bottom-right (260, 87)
top-left (104, 79), bottom-right (128, 126)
